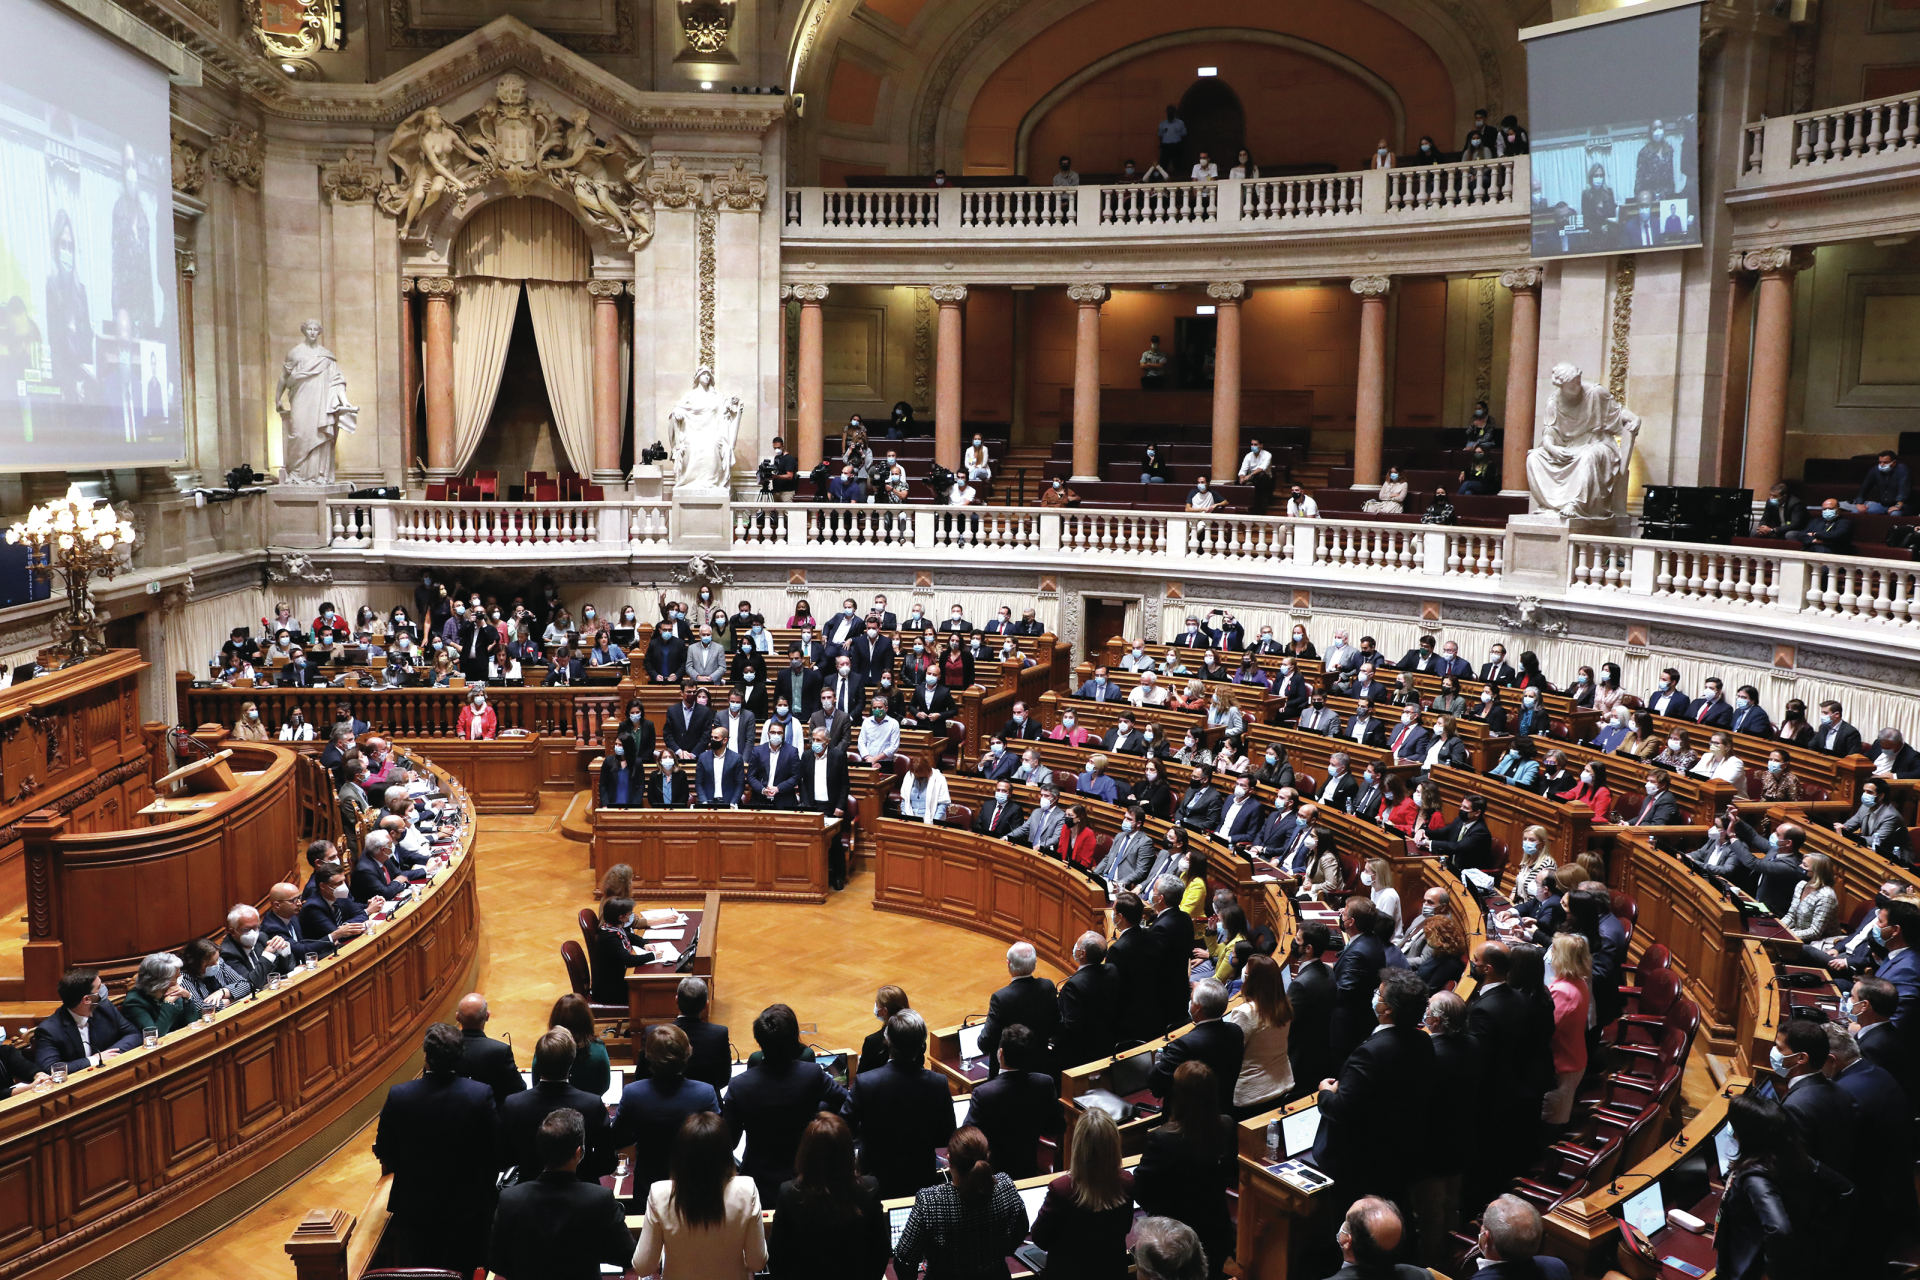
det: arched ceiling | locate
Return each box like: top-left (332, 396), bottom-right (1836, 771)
top-left (778, 0), bottom-right (1536, 182)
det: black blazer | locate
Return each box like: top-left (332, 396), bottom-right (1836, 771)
top-left (664, 702), bottom-right (715, 756)
top-left (721, 1057), bottom-right (849, 1199)
top-left (1430, 816), bottom-right (1495, 872)
top-left (1327, 932), bottom-right (1386, 1069)
top-left (1312, 1023), bottom-right (1437, 1194)
top-left (1107, 925), bottom-right (1164, 1042)
top-left (1133, 1120), bottom-right (1235, 1270)
top-left (1176, 784), bottom-right (1224, 833)
top-left (633, 1014), bottom-right (732, 1096)
top-left (1466, 984), bottom-right (1556, 1107)
top-left (1782, 1073), bottom-right (1856, 1178)
top-left (32, 1002), bottom-right (140, 1073)
top-left (1857, 1020), bottom-right (1918, 1104)
top-left (844, 1059), bottom-right (956, 1198)
top-left (1055, 962), bottom-right (1123, 1069)
top-left (1147, 906), bottom-right (1197, 1032)
top-left (1427, 1031), bottom-right (1487, 1174)
top-left (1286, 959), bottom-right (1334, 1091)
top-left (488, 1171), bottom-right (634, 1280)
top-left (962, 1070), bottom-right (1062, 1180)
top-left (586, 927), bottom-right (650, 1006)
top-left (372, 1072), bottom-right (499, 1220)
top-left (796, 749), bottom-right (851, 815)
top-left (1149, 1019), bottom-right (1245, 1113)
top-left (498, 1080), bottom-right (613, 1182)
top-left (768, 1177), bottom-right (891, 1280)
top-left (1314, 772), bottom-right (1359, 814)
top-left (458, 1028), bottom-right (527, 1111)
top-left (1000, 715), bottom-right (1045, 741)
top-left (647, 767), bottom-right (692, 809)
top-left (1627, 791), bottom-right (1684, 826)
top-left (972, 794), bottom-right (1024, 838)
top-left (979, 974), bottom-right (1060, 1076)
top-left (1716, 1163), bottom-right (1852, 1280)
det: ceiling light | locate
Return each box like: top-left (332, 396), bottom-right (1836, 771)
top-left (1196, 305), bottom-right (1216, 315)
top-left (1197, 66), bottom-right (1218, 77)
top-left (700, 81), bottom-right (714, 90)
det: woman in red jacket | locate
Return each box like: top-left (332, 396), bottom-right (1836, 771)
top-left (1566, 760), bottom-right (1614, 822)
top-left (1058, 803), bottom-right (1099, 872)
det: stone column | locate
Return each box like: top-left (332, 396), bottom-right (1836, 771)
top-left (1208, 282), bottom-right (1246, 483)
top-left (418, 277), bottom-right (456, 481)
top-left (398, 278), bottom-right (419, 479)
top-left (589, 279), bottom-right (626, 484)
top-left (1350, 276), bottom-right (1392, 488)
top-left (1068, 282), bottom-right (1108, 483)
top-left (1499, 266), bottom-right (1544, 496)
top-left (793, 283), bottom-right (829, 471)
top-left (931, 285), bottom-right (968, 472)
top-left (1716, 255), bottom-right (1759, 489)
top-left (1741, 247), bottom-right (1813, 497)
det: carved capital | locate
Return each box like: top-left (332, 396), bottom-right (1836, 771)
top-left (1350, 275), bottom-right (1392, 298)
top-left (790, 283), bottom-right (830, 304)
top-left (175, 249), bottom-right (197, 279)
top-left (170, 133), bottom-right (204, 196)
top-left (205, 124), bottom-right (264, 192)
top-left (929, 285), bottom-right (969, 305)
top-left (415, 276), bottom-right (456, 298)
top-left (1498, 266), bottom-right (1543, 293)
top-left (645, 156), bottom-right (704, 209)
top-left (587, 279), bottom-right (627, 301)
top-left (319, 151), bottom-right (381, 204)
top-left (1067, 283), bottom-right (1109, 305)
top-left (1206, 281), bottom-right (1246, 302)
top-left (1728, 250), bottom-right (1751, 278)
top-left (779, 284), bottom-right (794, 301)
top-left (1743, 246), bottom-right (1814, 276)
top-left (711, 159), bottom-right (768, 212)
top-left (399, 276), bottom-right (413, 294)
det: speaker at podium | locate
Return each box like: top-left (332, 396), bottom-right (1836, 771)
top-left (1640, 486), bottom-right (1753, 544)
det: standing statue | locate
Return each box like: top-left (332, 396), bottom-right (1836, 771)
top-left (276, 320), bottom-right (358, 485)
top-left (1526, 362), bottom-right (1640, 520)
top-left (665, 367), bottom-right (743, 491)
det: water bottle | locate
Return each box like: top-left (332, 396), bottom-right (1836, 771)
top-left (1265, 1119), bottom-right (1281, 1160)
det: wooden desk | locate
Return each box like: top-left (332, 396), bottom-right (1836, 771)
top-left (591, 807), bottom-right (833, 902)
top-left (1233, 1095), bottom-right (1340, 1280)
top-left (626, 892), bottom-right (719, 1030)
top-left (1424, 763), bottom-right (1594, 881)
top-left (1647, 710), bottom-right (1875, 804)
top-left (393, 733), bottom-right (542, 812)
top-left (1537, 736), bottom-right (1736, 824)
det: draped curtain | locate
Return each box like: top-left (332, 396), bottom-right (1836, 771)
top-left (450, 279), bottom-right (522, 477)
top-left (453, 198), bottom-right (591, 282)
top-left (524, 280), bottom-right (596, 476)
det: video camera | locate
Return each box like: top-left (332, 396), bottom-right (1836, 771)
top-left (926, 461), bottom-right (956, 501)
top-left (756, 457), bottom-right (776, 493)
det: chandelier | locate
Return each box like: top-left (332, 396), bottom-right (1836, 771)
top-left (5, 484), bottom-right (138, 664)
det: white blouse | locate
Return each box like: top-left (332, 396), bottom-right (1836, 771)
top-left (632, 1177), bottom-right (767, 1280)
top-left (1225, 1004), bottom-right (1294, 1107)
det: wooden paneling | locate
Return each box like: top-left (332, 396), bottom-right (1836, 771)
top-left (0, 651), bottom-right (149, 874)
top-left (592, 809), bottom-right (831, 902)
top-left (1426, 763), bottom-right (1593, 881)
top-left (1602, 830), bottom-right (1746, 1054)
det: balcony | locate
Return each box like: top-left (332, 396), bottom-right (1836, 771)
top-left (778, 159), bottom-right (1533, 284)
top-left (1731, 90), bottom-right (1920, 246)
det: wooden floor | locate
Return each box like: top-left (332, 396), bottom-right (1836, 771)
top-left (137, 795), bottom-right (1065, 1280)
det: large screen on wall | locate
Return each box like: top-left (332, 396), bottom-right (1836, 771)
top-left (1522, 0), bottom-right (1704, 261)
top-left (0, 0), bottom-right (183, 470)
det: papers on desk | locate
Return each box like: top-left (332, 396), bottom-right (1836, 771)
top-left (641, 909), bottom-right (685, 928)
top-left (603, 1068), bottom-right (625, 1106)
top-left (642, 928), bottom-right (685, 941)
top-left (957, 1024), bottom-right (985, 1062)
top-left (599, 1266), bottom-right (622, 1275)
top-left (648, 942), bottom-right (680, 965)
top-left (1017, 1184), bottom-right (1049, 1221)
top-left (952, 1097), bottom-right (971, 1127)
top-left (1253, 874), bottom-right (1280, 884)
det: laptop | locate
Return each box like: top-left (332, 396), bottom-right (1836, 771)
top-left (1105, 1048), bottom-right (1156, 1097)
top-left (1282, 1104), bottom-right (1322, 1157)
top-left (957, 1024), bottom-right (986, 1063)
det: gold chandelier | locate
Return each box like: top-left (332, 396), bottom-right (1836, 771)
top-left (5, 484), bottom-right (137, 664)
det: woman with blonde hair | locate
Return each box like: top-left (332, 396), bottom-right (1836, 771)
top-left (1224, 954), bottom-right (1294, 1116)
top-left (1170, 676), bottom-right (1208, 712)
top-left (1543, 933), bottom-right (1593, 1130)
top-left (1207, 689), bottom-right (1245, 737)
top-left (1782, 853), bottom-right (1838, 942)
top-left (1512, 825), bottom-right (1556, 902)
top-left (1030, 1108), bottom-right (1134, 1278)
top-left (232, 700), bottom-right (269, 741)
top-left (1362, 855), bottom-right (1403, 941)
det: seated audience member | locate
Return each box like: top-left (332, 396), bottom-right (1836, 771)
top-left (1186, 478), bottom-right (1219, 512)
top-left (612, 1024), bottom-right (721, 1202)
top-left (723, 1004), bottom-right (848, 1200)
top-left (499, 1027), bottom-right (612, 1184)
top-left (1030, 1107), bottom-right (1134, 1277)
top-left (1415, 793), bottom-right (1494, 873)
top-left (1753, 481), bottom-right (1806, 537)
top-left (1835, 778), bottom-right (1905, 855)
top-left (1134, 1061), bottom-right (1236, 1278)
top-left (1787, 498), bottom-right (1854, 553)
top-left (232, 700), bottom-right (269, 740)
top-left (1842, 448), bottom-right (1910, 516)
top-left (1627, 770), bottom-right (1683, 826)
top-left (962, 1023), bottom-right (1062, 1180)
top-left (1871, 727), bottom-right (1920, 780)
top-left (587, 897), bottom-right (656, 1005)
top-left (897, 756), bottom-right (950, 825)
top-left (279, 707), bottom-right (316, 741)
top-left (891, 1126), bottom-right (1029, 1278)
top-left (179, 936), bottom-right (235, 1012)
top-left (1566, 762), bottom-right (1614, 822)
top-left (214, 903), bottom-right (296, 997)
top-left (631, 1111), bottom-right (768, 1279)
top-left (1470, 1196), bottom-right (1571, 1280)
top-left (1284, 485), bottom-right (1318, 517)
top-left (1714, 1092), bottom-right (1852, 1280)
top-left (261, 879), bottom-right (354, 960)
top-left (1415, 915), bottom-right (1469, 992)
top-left (1008, 783), bottom-right (1067, 849)
top-left (766, 1113), bottom-right (891, 1280)
top-left (1134, 1217), bottom-right (1210, 1280)
top-left (116, 954), bottom-right (197, 1039)
top-left (372, 1023), bottom-right (499, 1275)
top-left (489, 1108), bottom-right (634, 1280)
top-left (1323, 1197), bottom-right (1430, 1280)
top-left (844, 1009), bottom-right (954, 1199)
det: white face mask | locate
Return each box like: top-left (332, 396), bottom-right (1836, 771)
top-left (239, 929), bottom-right (260, 950)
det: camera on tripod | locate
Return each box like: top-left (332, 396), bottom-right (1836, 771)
top-left (756, 457), bottom-right (776, 493)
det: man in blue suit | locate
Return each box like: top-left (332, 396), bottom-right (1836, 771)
top-left (1875, 898), bottom-right (1920, 1040)
top-left (1685, 676), bottom-right (1734, 729)
top-left (1472, 1196), bottom-right (1573, 1280)
top-left (1074, 665), bottom-right (1126, 703)
top-left (1644, 668), bottom-right (1689, 718)
top-left (372, 1023), bottom-right (499, 1274)
top-left (1211, 776), bottom-right (1265, 846)
top-left (845, 1009), bottom-right (956, 1198)
top-left (694, 724), bottom-right (745, 807)
top-left (32, 969), bottom-right (140, 1074)
top-left (1312, 968), bottom-right (1434, 1199)
top-left (746, 735), bottom-right (801, 809)
top-left (1728, 685), bottom-right (1773, 738)
top-left (1327, 898), bottom-right (1388, 1071)
top-left (1828, 1024), bottom-right (1916, 1262)
top-left (978, 735), bottom-right (1021, 780)
top-left (1385, 707), bottom-right (1433, 764)
top-left (1431, 640), bottom-right (1473, 681)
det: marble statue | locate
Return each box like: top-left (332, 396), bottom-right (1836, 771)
top-left (543, 110), bottom-right (633, 241)
top-left (1526, 362), bottom-right (1640, 520)
top-left (381, 106), bottom-right (484, 239)
top-left (665, 367), bottom-right (742, 491)
top-left (276, 320), bottom-right (358, 486)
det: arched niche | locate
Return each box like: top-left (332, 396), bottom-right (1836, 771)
top-left (400, 181), bottom-right (633, 282)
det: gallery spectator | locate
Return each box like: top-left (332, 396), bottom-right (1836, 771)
top-left (1284, 486), bottom-right (1318, 518)
top-left (1039, 478), bottom-right (1079, 507)
top-left (1754, 481), bottom-right (1807, 537)
top-left (1843, 450), bottom-right (1909, 516)
top-left (1458, 445), bottom-right (1500, 495)
top-left (1371, 139), bottom-right (1394, 169)
top-left (1421, 488), bottom-right (1457, 525)
top-left (1787, 499), bottom-right (1854, 554)
top-left (1190, 152), bottom-right (1218, 181)
top-left (1157, 106), bottom-right (1188, 171)
top-left (1411, 136), bottom-right (1442, 164)
top-left (1140, 336), bottom-right (1169, 389)
top-left (1052, 155), bottom-right (1079, 187)
top-left (1364, 468), bottom-right (1408, 514)
top-left (1227, 149), bottom-right (1257, 179)
top-left (1497, 115), bottom-right (1529, 154)
top-left (1141, 442), bottom-right (1169, 479)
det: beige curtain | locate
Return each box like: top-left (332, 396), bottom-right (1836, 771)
top-left (525, 281), bottom-right (596, 476)
top-left (450, 279), bottom-right (522, 477)
top-left (452, 198), bottom-right (591, 282)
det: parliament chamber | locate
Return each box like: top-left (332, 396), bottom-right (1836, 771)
top-left (11, 0), bottom-right (1920, 1278)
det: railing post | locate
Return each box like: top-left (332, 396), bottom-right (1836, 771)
top-left (1629, 545), bottom-right (1657, 595)
top-left (1421, 529), bottom-right (1448, 575)
top-left (938, 185), bottom-right (961, 228)
top-left (369, 501), bottom-right (394, 550)
top-left (1039, 512), bottom-right (1062, 553)
top-left (913, 513), bottom-right (935, 550)
top-left (1362, 165), bottom-right (1388, 212)
top-left (1165, 516), bottom-right (1188, 565)
top-left (1762, 115), bottom-right (1797, 181)
top-left (284, 1209), bottom-right (355, 1280)
top-left (1776, 557), bottom-right (1809, 613)
top-left (596, 505), bottom-right (626, 548)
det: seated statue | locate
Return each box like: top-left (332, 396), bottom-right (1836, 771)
top-left (1526, 362), bottom-right (1640, 520)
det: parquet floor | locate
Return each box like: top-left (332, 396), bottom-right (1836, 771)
top-left (137, 795), bottom-right (1064, 1280)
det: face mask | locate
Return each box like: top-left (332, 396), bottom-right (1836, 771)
top-left (1420, 903), bottom-right (1437, 919)
top-left (240, 929), bottom-right (260, 950)
top-left (1873, 923), bottom-right (1886, 946)
top-left (614, 745), bottom-right (625, 758)
top-left (1581, 771), bottom-right (1595, 785)
top-left (1865, 795), bottom-right (1880, 808)
top-left (776, 708), bottom-right (790, 720)
top-left (1768, 760), bottom-right (1782, 774)
top-left (1645, 781), bottom-right (1661, 795)
top-left (811, 742), bottom-right (826, 755)
top-left (1039, 797), bottom-right (1053, 811)
top-left (1402, 713), bottom-right (1416, 725)
top-left (1769, 1046), bottom-right (1792, 1076)
top-left (1824, 510), bottom-right (1838, 521)
top-left (926, 675), bottom-right (939, 686)
top-left (1768, 834), bottom-right (1780, 851)
top-left (1062, 716), bottom-right (1076, 729)
top-left (332, 884), bottom-right (351, 901)
top-left (996, 791), bottom-right (1011, 804)
top-left (1668, 738), bottom-right (1684, 751)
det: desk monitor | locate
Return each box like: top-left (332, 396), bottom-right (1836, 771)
top-left (1622, 1182), bottom-right (1666, 1240)
top-left (1106, 1049), bottom-right (1156, 1097)
top-left (612, 628), bottom-right (637, 648)
top-left (1712, 1122), bottom-right (1739, 1178)
top-left (952, 1097), bottom-right (971, 1127)
top-left (957, 1024), bottom-right (985, 1062)
top-left (1283, 1104), bottom-right (1322, 1157)
top-left (1017, 1184), bottom-right (1049, 1223)
top-left (889, 1206), bottom-right (912, 1251)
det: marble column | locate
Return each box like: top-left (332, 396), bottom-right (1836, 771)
top-left (931, 285), bottom-right (968, 472)
top-left (418, 277), bottom-right (456, 480)
top-left (1068, 283), bottom-right (1108, 483)
top-left (1208, 282), bottom-right (1246, 484)
top-left (399, 278), bottom-right (419, 479)
top-left (589, 280), bottom-right (626, 484)
top-left (1350, 276), bottom-right (1392, 488)
top-left (1499, 266), bottom-right (1544, 495)
top-left (793, 284), bottom-right (829, 471)
top-left (1741, 247), bottom-right (1813, 497)
top-left (1716, 256), bottom-right (1758, 490)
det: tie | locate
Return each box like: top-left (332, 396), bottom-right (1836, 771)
top-left (1698, 703), bottom-right (1710, 722)
top-left (1392, 727), bottom-right (1407, 753)
top-left (838, 677), bottom-right (848, 706)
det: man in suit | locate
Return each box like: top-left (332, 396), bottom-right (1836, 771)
top-left (1396, 635), bottom-right (1445, 674)
top-left (981, 606), bottom-right (1017, 636)
top-left (1213, 775), bottom-right (1265, 846)
top-left (1312, 969), bottom-right (1436, 1199)
top-left (1871, 728), bottom-right (1920, 781)
top-left (1835, 776), bottom-right (1905, 855)
top-left (865, 595), bottom-right (899, 632)
top-left (683, 625), bottom-right (728, 685)
top-left (791, 626), bottom-right (830, 671)
top-left (1417, 992), bottom-right (1485, 1258)
top-left (1108, 893), bottom-right (1165, 1043)
top-left (1271, 661), bottom-right (1311, 721)
top-left (1477, 644), bottom-right (1517, 687)
top-left (1323, 1198), bottom-right (1431, 1280)
top-left (1055, 930), bottom-right (1122, 1068)
top-left (899, 673), bottom-right (953, 734)
top-left (215, 903), bottom-right (298, 997)
top-left (974, 780), bottom-right (1024, 838)
top-left (807, 688), bottom-right (852, 753)
top-left (457, 611), bottom-right (498, 683)
top-left (1246, 791), bottom-right (1305, 869)
top-left (1148, 979), bottom-right (1245, 1112)
top-left (663, 683), bottom-right (713, 762)
top-left (1851, 976), bottom-right (1918, 1103)
top-left (822, 655), bottom-right (866, 723)
top-left (1298, 694), bottom-right (1343, 737)
top-left (821, 598), bottom-right (865, 649)
top-left (849, 622), bottom-right (895, 685)
top-left (31, 968), bottom-right (139, 1074)
top-left (1627, 771), bottom-right (1683, 827)
top-left (1101, 713), bottom-right (1147, 756)
top-left (1286, 924), bottom-right (1335, 1093)
top-left (635, 977), bottom-right (733, 1095)
top-left (978, 941), bottom-right (1059, 1077)
top-left (694, 724), bottom-right (746, 807)
top-left (1731, 821), bottom-right (1810, 915)
top-left (746, 733), bottom-right (801, 809)
top-left (724, 1004), bottom-right (850, 1199)
top-left (488, 1108), bottom-right (633, 1280)
top-left (1417, 794), bottom-right (1495, 873)
top-left (1645, 668), bottom-right (1689, 719)
top-left (373, 1023), bottom-right (499, 1274)
top-left (1728, 685), bottom-right (1773, 738)
top-left (845, 1009), bottom-right (956, 1198)
top-left (776, 650), bottom-right (824, 719)
top-left (453, 992), bottom-right (526, 1111)
top-left (797, 727), bottom-right (852, 888)
top-left (1875, 898), bottom-right (1920, 1042)
top-left (276, 648), bottom-right (319, 687)
top-left (963, 1023), bottom-right (1063, 1179)
top-left (1474, 1196), bottom-right (1574, 1280)
top-left (1327, 898), bottom-right (1387, 1070)
top-left (1688, 677), bottom-right (1733, 728)
top-left (1147, 874), bottom-right (1197, 1033)
top-left (1173, 616), bottom-right (1213, 650)
top-left (1176, 764), bottom-right (1225, 833)
top-left (1000, 701), bottom-right (1044, 741)
top-left (1342, 701), bottom-right (1389, 749)
top-left (1316, 752), bottom-right (1360, 813)
top-left (546, 645), bottom-right (585, 687)
top-left (1775, 1019), bottom-right (1855, 1177)
top-left (1431, 640), bottom-right (1472, 681)
top-left (978, 735), bottom-right (1021, 780)
top-left (498, 1029), bottom-right (612, 1183)
top-left (1097, 806), bottom-right (1158, 891)
top-left (936, 605), bottom-right (972, 634)
top-left (1013, 748), bottom-right (1055, 790)
top-left (1789, 498), bottom-right (1854, 553)
top-left (1007, 784), bottom-right (1068, 849)
top-left (1350, 766), bottom-right (1385, 824)
top-left (1075, 665), bottom-right (1125, 703)
top-left (261, 880), bottom-right (357, 960)
top-left (1011, 607), bottom-right (1044, 636)
top-left (1815, 700), bottom-right (1864, 757)
top-left (1826, 1024), bottom-right (1915, 1263)
top-left (1465, 943), bottom-right (1555, 1194)
top-left (1385, 707), bottom-right (1433, 764)
top-left (1333, 661), bottom-right (1385, 702)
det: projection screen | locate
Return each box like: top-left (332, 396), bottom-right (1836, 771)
top-left (0, 0), bottom-right (183, 470)
top-left (1522, 0), bottom-right (1704, 261)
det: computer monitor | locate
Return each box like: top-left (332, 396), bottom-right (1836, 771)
top-left (1018, 1184), bottom-right (1049, 1222)
top-left (952, 1097), bottom-right (971, 1127)
top-left (1622, 1182), bottom-right (1666, 1239)
top-left (957, 1024), bottom-right (985, 1062)
top-left (1754, 1076), bottom-right (1778, 1102)
top-left (889, 1206), bottom-right (912, 1251)
top-left (1106, 1049), bottom-right (1156, 1097)
top-left (1283, 1105), bottom-right (1322, 1157)
top-left (1712, 1122), bottom-right (1740, 1178)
